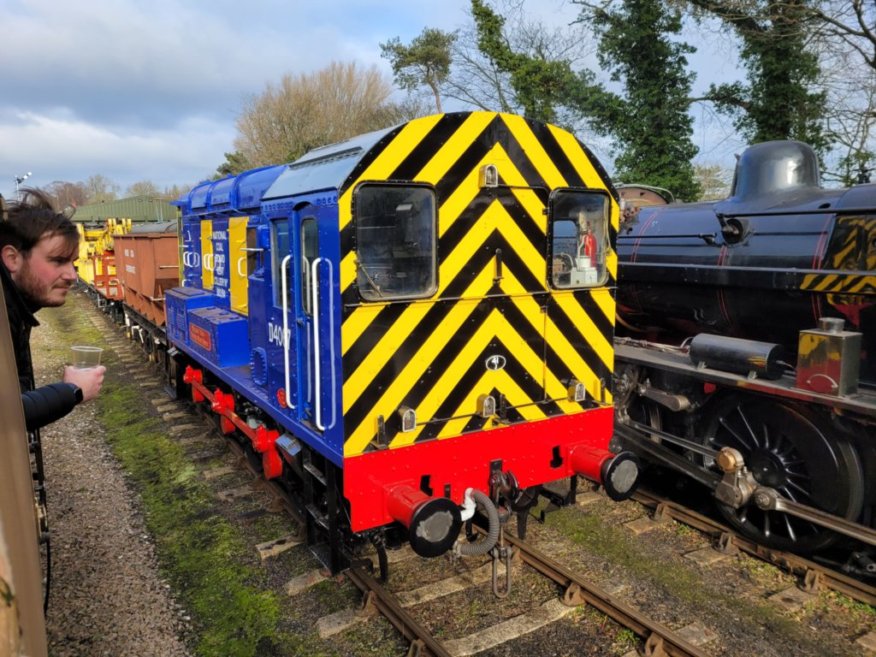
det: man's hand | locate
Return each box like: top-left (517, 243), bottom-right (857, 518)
top-left (63, 365), bottom-right (106, 402)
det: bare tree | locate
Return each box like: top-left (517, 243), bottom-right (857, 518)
top-left (805, 0), bottom-right (876, 184)
top-left (694, 163), bottom-right (733, 200)
top-left (84, 174), bottom-right (120, 203)
top-left (234, 61), bottom-right (419, 167)
top-left (809, 0), bottom-right (876, 71)
top-left (44, 181), bottom-right (88, 210)
top-left (163, 183), bottom-right (193, 202)
top-left (126, 180), bottom-right (161, 197)
top-left (444, 0), bottom-right (596, 129)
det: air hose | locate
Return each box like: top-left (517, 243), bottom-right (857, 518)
top-left (454, 488), bottom-right (500, 557)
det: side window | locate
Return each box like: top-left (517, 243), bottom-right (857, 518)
top-left (355, 185), bottom-right (437, 300)
top-left (246, 225), bottom-right (260, 275)
top-left (300, 218), bottom-right (318, 316)
top-left (271, 218), bottom-right (292, 307)
top-left (549, 191), bottom-right (609, 289)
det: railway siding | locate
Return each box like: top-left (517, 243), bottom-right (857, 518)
top-left (34, 291), bottom-right (876, 657)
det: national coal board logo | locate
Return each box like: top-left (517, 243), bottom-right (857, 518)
top-left (485, 354), bottom-right (506, 371)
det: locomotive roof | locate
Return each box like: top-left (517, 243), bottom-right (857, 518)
top-left (261, 124), bottom-right (399, 201)
top-left (177, 164), bottom-right (286, 216)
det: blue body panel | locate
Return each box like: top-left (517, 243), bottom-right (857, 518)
top-left (188, 307), bottom-right (249, 367)
top-left (168, 157), bottom-right (351, 465)
top-left (166, 287), bottom-right (217, 346)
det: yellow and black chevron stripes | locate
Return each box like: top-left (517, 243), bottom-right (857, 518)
top-left (800, 272), bottom-right (876, 295)
top-left (335, 112), bottom-right (617, 455)
top-left (802, 215), bottom-right (876, 295)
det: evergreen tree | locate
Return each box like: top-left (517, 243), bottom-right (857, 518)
top-left (688, 0), bottom-right (827, 152)
top-left (574, 0), bottom-right (702, 200)
top-left (470, 0), bottom-right (583, 124)
top-left (380, 28), bottom-right (457, 113)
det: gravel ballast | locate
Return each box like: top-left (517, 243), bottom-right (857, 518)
top-left (32, 302), bottom-right (191, 657)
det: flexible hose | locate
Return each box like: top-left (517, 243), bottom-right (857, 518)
top-left (454, 490), bottom-right (500, 557)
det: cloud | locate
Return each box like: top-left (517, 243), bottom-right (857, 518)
top-left (0, 108), bottom-right (232, 191)
top-left (0, 0), bottom-right (747, 196)
top-left (0, 0), bottom-right (482, 194)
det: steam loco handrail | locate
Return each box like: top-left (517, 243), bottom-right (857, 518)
top-left (712, 206), bottom-right (876, 218)
top-left (615, 340), bottom-right (876, 420)
top-left (617, 233), bottom-right (720, 240)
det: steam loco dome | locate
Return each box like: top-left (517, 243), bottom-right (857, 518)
top-left (617, 139), bottom-right (875, 387)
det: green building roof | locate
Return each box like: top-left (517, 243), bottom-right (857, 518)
top-left (73, 195), bottom-right (178, 223)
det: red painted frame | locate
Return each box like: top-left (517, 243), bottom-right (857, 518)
top-left (344, 407), bottom-right (614, 531)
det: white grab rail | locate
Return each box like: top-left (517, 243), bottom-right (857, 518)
top-left (280, 254), bottom-right (293, 410)
top-left (311, 257), bottom-right (335, 431)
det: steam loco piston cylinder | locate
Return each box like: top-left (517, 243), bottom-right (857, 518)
top-left (689, 334), bottom-right (788, 380)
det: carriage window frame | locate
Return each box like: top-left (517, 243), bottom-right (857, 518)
top-left (353, 183), bottom-right (438, 301)
top-left (548, 189), bottom-right (611, 289)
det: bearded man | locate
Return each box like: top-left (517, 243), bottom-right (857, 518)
top-left (0, 189), bottom-right (104, 423)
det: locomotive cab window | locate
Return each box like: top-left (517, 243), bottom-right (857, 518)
top-left (271, 217), bottom-right (293, 308)
top-left (300, 218), bottom-right (318, 316)
top-left (354, 184), bottom-right (437, 301)
top-left (549, 190), bottom-right (609, 288)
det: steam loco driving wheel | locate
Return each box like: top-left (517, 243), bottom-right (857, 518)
top-left (702, 394), bottom-right (864, 553)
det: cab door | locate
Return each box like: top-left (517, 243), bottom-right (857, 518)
top-left (265, 215), bottom-right (299, 414)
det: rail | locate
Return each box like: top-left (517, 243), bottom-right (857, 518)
top-left (631, 489), bottom-right (876, 607)
top-left (499, 530), bottom-right (711, 657)
top-left (346, 565), bottom-right (451, 657)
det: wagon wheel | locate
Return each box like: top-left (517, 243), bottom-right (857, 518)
top-left (702, 394), bottom-right (864, 553)
top-left (614, 363), bottom-right (662, 442)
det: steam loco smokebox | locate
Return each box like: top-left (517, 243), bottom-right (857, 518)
top-left (795, 318), bottom-right (861, 396)
top-left (689, 334), bottom-right (788, 380)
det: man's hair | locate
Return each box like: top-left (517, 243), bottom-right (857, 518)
top-left (0, 187), bottom-right (79, 255)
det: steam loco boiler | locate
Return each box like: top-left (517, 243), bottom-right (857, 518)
top-left (166, 111), bottom-right (640, 573)
top-left (615, 140), bottom-right (876, 565)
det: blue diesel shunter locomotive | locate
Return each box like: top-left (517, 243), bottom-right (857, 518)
top-left (167, 111), bottom-right (640, 572)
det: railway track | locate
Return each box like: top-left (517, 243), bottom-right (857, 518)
top-left (342, 532), bottom-right (713, 657)
top-left (59, 292), bottom-right (876, 657)
top-left (628, 489), bottom-right (876, 607)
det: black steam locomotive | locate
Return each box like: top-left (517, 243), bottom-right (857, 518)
top-left (614, 140), bottom-right (876, 568)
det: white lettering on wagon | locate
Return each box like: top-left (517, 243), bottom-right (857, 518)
top-left (268, 321), bottom-right (291, 347)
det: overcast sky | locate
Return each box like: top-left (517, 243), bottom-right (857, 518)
top-left (0, 0), bottom-right (743, 199)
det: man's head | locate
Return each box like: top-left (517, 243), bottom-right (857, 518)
top-left (0, 188), bottom-right (79, 309)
